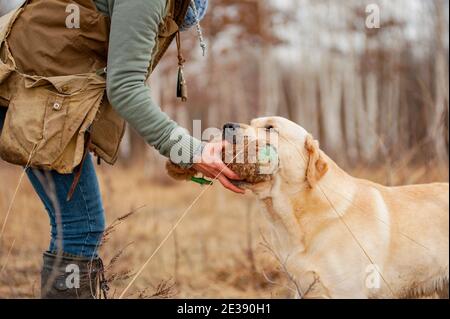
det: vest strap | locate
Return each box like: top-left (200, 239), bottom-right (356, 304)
top-left (176, 32), bottom-right (188, 102)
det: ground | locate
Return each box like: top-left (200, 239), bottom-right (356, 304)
top-left (0, 160), bottom-right (447, 298)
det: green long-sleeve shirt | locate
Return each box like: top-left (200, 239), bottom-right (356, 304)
top-left (93, 0), bottom-right (202, 164)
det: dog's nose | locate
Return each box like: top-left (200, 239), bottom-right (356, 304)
top-left (223, 123), bottom-right (240, 131)
top-left (223, 123), bottom-right (241, 142)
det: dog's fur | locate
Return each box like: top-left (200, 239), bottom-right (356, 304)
top-left (236, 117), bottom-right (449, 299)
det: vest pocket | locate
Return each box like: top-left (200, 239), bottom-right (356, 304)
top-left (0, 83), bottom-right (47, 167)
top-left (0, 79), bottom-right (104, 173)
top-left (90, 99), bottom-right (126, 165)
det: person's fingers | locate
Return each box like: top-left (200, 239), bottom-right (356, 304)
top-left (216, 162), bottom-right (241, 180)
top-left (194, 165), bottom-right (216, 179)
top-left (193, 163), bottom-right (244, 193)
top-left (201, 162), bottom-right (240, 180)
top-left (197, 164), bottom-right (225, 181)
top-left (218, 175), bottom-right (245, 194)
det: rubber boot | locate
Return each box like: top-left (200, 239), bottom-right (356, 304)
top-left (41, 251), bottom-right (109, 299)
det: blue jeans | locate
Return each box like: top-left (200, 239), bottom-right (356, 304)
top-left (0, 107), bottom-right (105, 258)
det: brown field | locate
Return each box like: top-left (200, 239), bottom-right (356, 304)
top-left (0, 160), bottom-right (448, 299)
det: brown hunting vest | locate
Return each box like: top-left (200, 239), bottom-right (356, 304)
top-left (0, 0), bottom-right (190, 174)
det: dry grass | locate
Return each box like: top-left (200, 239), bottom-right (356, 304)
top-left (0, 159), bottom-right (448, 299)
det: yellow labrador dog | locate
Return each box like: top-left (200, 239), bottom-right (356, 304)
top-left (226, 117), bottom-right (449, 299)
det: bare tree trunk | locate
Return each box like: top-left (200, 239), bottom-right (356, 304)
top-left (206, 36), bottom-right (219, 128)
top-left (288, 63), bottom-right (320, 139)
top-left (235, 55), bottom-right (251, 123)
top-left (318, 57), bottom-right (344, 160)
top-left (361, 71), bottom-right (379, 162)
top-left (430, 0), bottom-right (449, 161)
top-left (342, 59), bottom-right (358, 163)
top-left (381, 63), bottom-right (401, 150)
top-left (259, 46), bottom-right (279, 116)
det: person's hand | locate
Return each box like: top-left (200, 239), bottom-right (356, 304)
top-left (192, 141), bottom-right (245, 194)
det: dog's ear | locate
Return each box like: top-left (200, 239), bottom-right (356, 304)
top-left (305, 135), bottom-right (328, 188)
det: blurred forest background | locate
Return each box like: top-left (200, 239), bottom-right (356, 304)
top-left (138, 0), bottom-right (449, 178)
top-left (0, 0), bottom-right (449, 298)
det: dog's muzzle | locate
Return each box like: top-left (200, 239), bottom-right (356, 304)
top-left (221, 123), bottom-right (279, 185)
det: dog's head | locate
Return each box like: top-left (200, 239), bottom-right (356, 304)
top-left (223, 116), bottom-right (328, 193)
